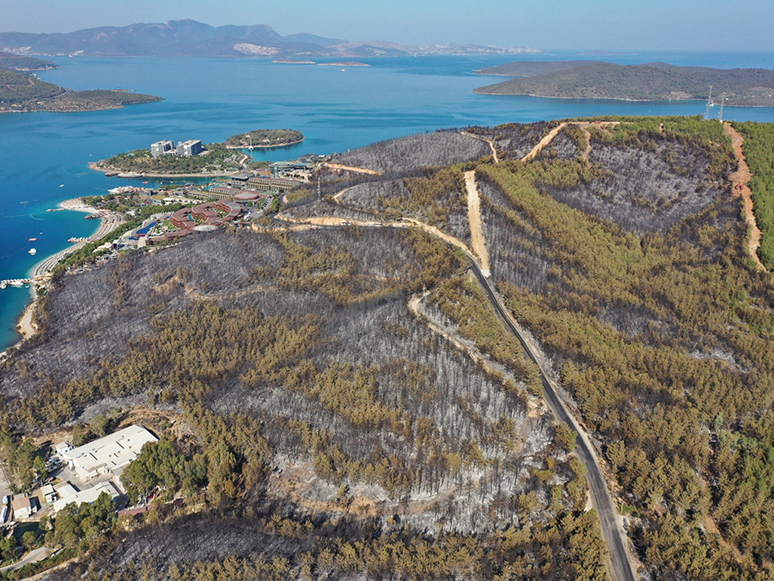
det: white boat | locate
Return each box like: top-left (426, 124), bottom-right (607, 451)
top-left (28, 248), bottom-right (37, 255)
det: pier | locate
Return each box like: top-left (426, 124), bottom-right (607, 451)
top-left (0, 279), bottom-right (32, 290)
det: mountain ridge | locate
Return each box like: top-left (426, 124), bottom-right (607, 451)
top-left (0, 19), bottom-right (541, 58)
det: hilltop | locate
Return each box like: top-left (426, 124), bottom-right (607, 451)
top-left (0, 68), bottom-right (161, 112)
top-left (0, 19), bottom-right (540, 59)
top-left (3, 118), bottom-right (774, 581)
top-left (474, 61), bottom-right (774, 107)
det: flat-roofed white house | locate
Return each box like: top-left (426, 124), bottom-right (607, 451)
top-left (61, 425), bottom-right (157, 481)
top-left (11, 496), bottom-right (38, 520)
top-left (52, 480), bottom-right (121, 514)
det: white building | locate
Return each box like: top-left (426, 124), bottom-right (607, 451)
top-left (61, 425), bottom-right (158, 482)
top-left (176, 139), bottom-right (203, 157)
top-left (11, 496), bottom-right (38, 520)
top-left (52, 480), bottom-right (120, 513)
top-left (151, 140), bottom-right (174, 158)
top-left (54, 441), bottom-right (73, 456)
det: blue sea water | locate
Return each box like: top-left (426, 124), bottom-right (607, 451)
top-left (1, 52), bottom-right (774, 349)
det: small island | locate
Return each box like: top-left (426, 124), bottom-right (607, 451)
top-left (318, 61), bottom-right (369, 67)
top-left (0, 68), bottom-right (161, 113)
top-left (224, 128), bottom-right (305, 149)
top-left (273, 58), bottom-right (315, 64)
top-left (92, 129), bottom-right (305, 177)
top-left (474, 61), bottom-right (774, 107)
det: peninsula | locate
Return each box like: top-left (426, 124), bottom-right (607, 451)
top-left (0, 68), bottom-right (161, 113)
top-left (474, 61), bottom-right (774, 107)
top-left (93, 129), bottom-right (305, 177)
top-left (0, 50), bottom-right (58, 71)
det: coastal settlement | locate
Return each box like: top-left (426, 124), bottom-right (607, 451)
top-left (10, 131), bottom-right (328, 347)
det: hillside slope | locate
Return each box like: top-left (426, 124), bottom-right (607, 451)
top-left (4, 120), bottom-right (774, 581)
top-left (0, 68), bottom-right (160, 112)
top-left (474, 62), bottom-right (774, 107)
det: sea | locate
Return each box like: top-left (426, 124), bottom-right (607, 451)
top-left (1, 50), bottom-right (774, 350)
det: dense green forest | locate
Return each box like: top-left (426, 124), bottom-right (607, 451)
top-left (224, 129), bottom-right (304, 148)
top-left (0, 68), bottom-right (64, 104)
top-left (0, 68), bottom-right (160, 112)
top-left (474, 62), bottom-right (774, 107)
top-left (0, 51), bottom-right (57, 71)
top-left (736, 122), bottom-right (774, 269)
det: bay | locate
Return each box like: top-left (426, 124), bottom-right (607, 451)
top-left (1, 52), bottom-right (774, 350)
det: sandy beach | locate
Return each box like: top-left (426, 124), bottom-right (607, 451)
top-left (30, 198), bottom-right (124, 279)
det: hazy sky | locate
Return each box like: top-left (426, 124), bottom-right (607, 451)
top-left (3, 0), bottom-right (773, 52)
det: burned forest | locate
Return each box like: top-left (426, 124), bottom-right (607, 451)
top-left (3, 116), bottom-right (774, 581)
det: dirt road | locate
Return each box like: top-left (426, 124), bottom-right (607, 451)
top-left (724, 123), bottom-right (766, 272)
top-left (324, 163), bottom-right (383, 175)
top-left (460, 131), bottom-right (499, 163)
top-left (464, 171), bottom-right (490, 275)
top-left (522, 122), bottom-right (568, 162)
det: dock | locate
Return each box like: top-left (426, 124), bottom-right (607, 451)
top-left (0, 279), bottom-right (32, 290)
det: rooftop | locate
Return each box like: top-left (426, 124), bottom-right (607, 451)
top-left (62, 425), bottom-right (157, 477)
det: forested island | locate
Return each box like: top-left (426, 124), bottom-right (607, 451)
top-left (0, 68), bottom-right (161, 113)
top-left (4, 117), bottom-right (774, 580)
top-left (474, 61), bottom-right (774, 107)
top-left (224, 128), bottom-right (305, 148)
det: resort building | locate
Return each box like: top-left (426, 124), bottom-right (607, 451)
top-left (177, 139), bottom-right (203, 157)
top-left (51, 481), bottom-right (121, 514)
top-left (150, 140), bottom-right (174, 158)
top-left (60, 425), bottom-right (158, 482)
top-left (147, 200), bottom-right (242, 244)
top-left (247, 175), bottom-right (300, 192)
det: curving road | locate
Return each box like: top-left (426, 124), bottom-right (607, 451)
top-left (278, 160), bottom-right (637, 580)
top-left (469, 264), bottom-right (637, 581)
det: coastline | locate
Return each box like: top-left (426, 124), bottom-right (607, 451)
top-left (88, 161), bottom-right (238, 179)
top-left (225, 137), bottom-right (305, 149)
top-left (12, 198), bottom-right (126, 349)
top-left (470, 90), bottom-right (771, 107)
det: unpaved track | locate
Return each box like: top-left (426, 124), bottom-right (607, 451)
top-left (724, 123), bottom-right (766, 272)
top-left (324, 163), bottom-right (383, 176)
top-left (460, 131), bottom-right (499, 163)
top-left (522, 122), bottom-right (568, 162)
top-left (521, 121), bottom-right (619, 163)
top-left (278, 165), bottom-right (639, 580)
top-left (464, 170), bottom-right (490, 275)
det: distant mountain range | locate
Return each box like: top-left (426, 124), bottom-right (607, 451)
top-left (474, 61), bottom-right (774, 107)
top-left (0, 20), bottom-right (540, 58)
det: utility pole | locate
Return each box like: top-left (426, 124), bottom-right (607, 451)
top-left (704, 85), bottom-right (713, 120)
top-left (718, 92), bottom-right (726, 123)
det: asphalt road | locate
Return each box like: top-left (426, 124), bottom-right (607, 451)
top-left (470, 263), bottom-right (638, 581)
top-left (0, 546), bottom-right (52, 572)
